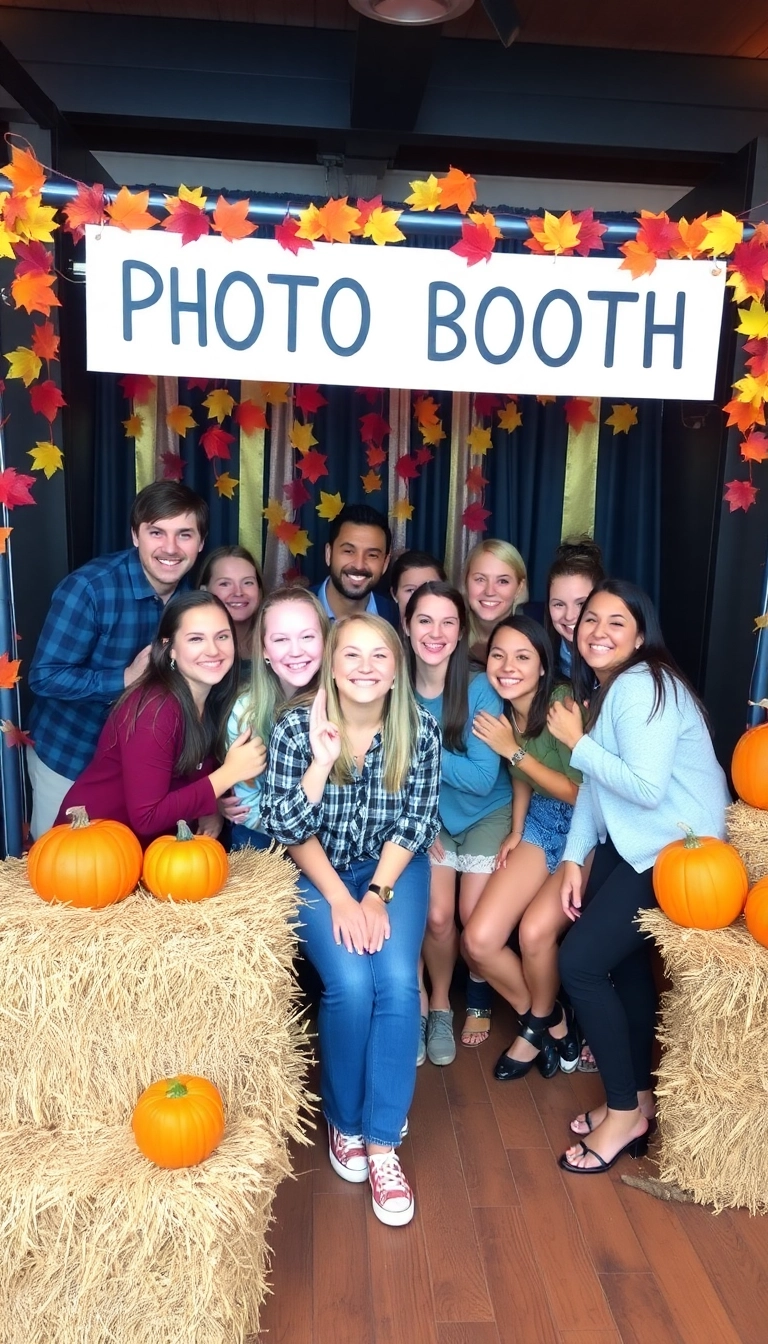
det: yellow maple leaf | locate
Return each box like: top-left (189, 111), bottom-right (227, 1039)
top-left (701, 211), bottom-right (743, 257)
top-left (538, 210), bottom-right (581, 255)
top-left (753, 616), bottom-right (768, 633)
top-left (14, 195), bottom-right (58, 243)
top-left (604, 404), bottom-right (638, 435)
top-left (734, 373), bottom-right (768, 405)
top-left (316, 491), bottom-right (344, 521)
top-left (27, 440), bottom-right (63, 479)
top-left (497, 402), bottom-right (522, 432)
top-left (263, 497), bottom-right (287, 528)
top-left (122, 413), bottom-right (144, 438)
top-left (361, 470), bottom-right (382, 494)
top-left (5, 346), bottom-right (41, 387)
top-left (214, 472), bottom-right (239, 500)
top-left (296, 203), bottom-right (323, 241)
top-left (364, 206), bottom-right (405, 246)
top-left (737, 300), bottom-right (768, 341)
top-left (288, 528), bottom-right (312, 557)
top-left (466, 425), bottom-right (493, 455)
top-left (166, 403), bottom-right (196, 436)
top-left (536, 394), bottom-right (557, 404)
top-left (290, 420), bottom-right (319, 454)
top-left (165, 184), bottom-right (208, 213)
top-left (203, 388), bottom-right (235, 423)
top-left (391, 498), bottom-right (414, 522)
top-left (0, 527), bottom-right (12, 554)
top-left (405, 175), bottom-right (442, 212)
top-left (261, 382), bottom-right (290, 405)
top-left (421, 420), bottom-right (446, 446)
top-left (0, 219), bottom-right (19, 258)
top-left (727, 269), bottom-right (763, 306)
top-left (469, 210), bottom-right (503, 242)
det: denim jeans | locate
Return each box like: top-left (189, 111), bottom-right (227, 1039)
top-left (296, 852), bottom-right (429, 1147)
top-left (229, 823), bottom-right (273, 852)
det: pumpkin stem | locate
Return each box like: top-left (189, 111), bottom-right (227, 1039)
top-left (677, 822), bottom-right (702, 850)
top-left (175, 821), bottom-right (195, 842)
top-left (65, 806), bottom-right (91, 830)
top-left (165, 1078), bottom-right (188, 1099)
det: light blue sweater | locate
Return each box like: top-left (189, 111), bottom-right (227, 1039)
top-left (416, 672), bottom-right (512, 836)
top-left (226, 694), bottom-right (264, 830)
top-left (563, 664), bottom-right (731, 873)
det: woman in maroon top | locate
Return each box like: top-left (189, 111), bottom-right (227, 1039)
top-left (57, 591), bottom-right (266, 846)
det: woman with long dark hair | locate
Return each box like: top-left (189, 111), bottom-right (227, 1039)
top-left (390, 549), bottom-right (446, 627)
top-left (549, 579), bottom-right (730, 1174)
top-left (405, 581), bottom-right (512, 1062)
top-left (544, 536), bottom-right (604, 679)
top-left (57, 591), bottom-right (267, 846)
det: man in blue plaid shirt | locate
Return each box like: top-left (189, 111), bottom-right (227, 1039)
top-left (27, 481), bottom-right (208, 839)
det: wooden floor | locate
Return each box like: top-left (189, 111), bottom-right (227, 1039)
top-left (258, 1000), bottom-right (768, 1344)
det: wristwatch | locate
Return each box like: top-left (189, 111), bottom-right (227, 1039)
top-left (509, 747), bottom-right (527, 767)
top-left (368, 882), bottom-right (394, 904)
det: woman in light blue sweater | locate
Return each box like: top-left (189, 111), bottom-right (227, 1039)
top-left (548, 579), bottom-right (731, 1176)
top-left (406, 582), bottom-right (512, 1066)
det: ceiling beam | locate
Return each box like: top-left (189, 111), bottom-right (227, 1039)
top-left (350, 15), bottom-right (443, 133)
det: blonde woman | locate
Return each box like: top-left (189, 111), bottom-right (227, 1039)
top-left (222, 588), bottom-right (329, 850)
top-left (463, 538), bottom-right (529, 666)
top-left (260, 615), bottom-right (441, 1227)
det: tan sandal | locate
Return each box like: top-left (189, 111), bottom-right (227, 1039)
top-left (461, 1007), bottom-right (491, 1048)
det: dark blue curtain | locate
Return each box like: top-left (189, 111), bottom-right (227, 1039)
top-left (595, 399), bottom-right (662, 607)
top-left (175, 380), bottom-right (242, 552)
top-left (92, 373), bottom-right (140, 555)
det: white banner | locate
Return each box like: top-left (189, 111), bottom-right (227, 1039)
top-left (85, 225), bottom-right (726, 398)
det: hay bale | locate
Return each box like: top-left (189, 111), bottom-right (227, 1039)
top-left (639, 908), bottom-right (768, 1214)
top-left (726, 799), bottom-right (768, 884)
top-left (0, 848), bottom-right (309, 1138)
top-left (0, 1114), bottom-right (290, 1344)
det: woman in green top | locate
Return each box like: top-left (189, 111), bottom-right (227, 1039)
top-left (463, 615), bottom-right (582, 1081)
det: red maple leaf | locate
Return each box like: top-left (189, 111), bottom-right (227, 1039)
top-left (355, 387), bottom-right (382, 404)
top-left (473, 393), bottom-right (501, 418)
top-left (161, 199), bottom-right (211, 246)
top-left (13, 240), bottom-right (52, 278)
top-left (297, 449), bottom-right (328, 483)
top-left (283, 478), bottom-right (311, 509)
top-left (31, 321), bottom-right (59, 362)
top-left (728, 239), bottom-right (768, 299)
top-left (465, 465), bottom-right (489, 493)
top-left (724, 478), bottom-right (758, 512)
top-left (741, 432), bottom-right (768, 463)
top-left (355, 195), bottom-right (383, 229)
top-left (29, 379), bottom-right (66, 421)
top-left (450, 219), bottom-right (496, 266)
top-left (186, 377), bottom-right (209, 391)
top-left (573, 208), bottom-right (607, 256)
top-left (395, 455), bottom-right (420, 481)
top-left (62, 182), bottom-right (106, 243)
top-left (366, 445), bottom-right (387, 467)
top-left (274, 519), bottom-right (301, 544)
top-left (462, 502), bottom-right (491, 532)
top-left (234, 399), bottom-right (268, 433)
top-left (636, 211), bottom-right (681, 258)
top-left (160, 451), bottom-right (185, 481)
top-left (294, 384), bottom-right (328, 415)
top-left (3, 194), bottom-right (29, 233)
top-left (414, 446), bottom-right (433, 466)
top-left (119, 374), bottom-right (155, 404)
top-left (745, 338), bottom-right (768, 378)
top-left (275, 213), bottom-right (313, 255)
top-left (564, 398), bottom-right (597, 433)
top-left (282, 566), bottom-right (304, 584)
top-left (0, 468), bottom-right (35, 508)
top-left (200, 425), bottom-right (234, 461)
top-left (359, 412), bottom-right (391, 445)
top-left (1, 720), bottom-right (34, 749)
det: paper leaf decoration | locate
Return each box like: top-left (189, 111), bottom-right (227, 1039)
top-left (106, 187), bottom-right (158, 231)
top-left (5, 346), bottom-right (42, 387)
top-left (259, 382), bottom-right (290, 405)
top-left (234, 400), bottom-right (268, 433)
top-left (283, 478), bottom-right (311, 509)
top-left (462, 502), bottom-right (491, 532)
top-left (359, 412), bottom-right (391, 445)
top-left (294, 384), bottom-right (328, 415)
top-left (0, 527), bottom-right (13, 553)
top-left (741, 432), bottom-right (768, 463)
top-left (118, 374), bottom-right (155, 403)
top-left (122, 413), bottom-right (144, 438)
top-left (355, 195), bottom-right (383, 229)
top-left (564, 398), bottom-right (597, 433)
top-left (162, 198), bottom-right (210, 246)
top-left (473, 393), bottom-right (501, 417)
top-left (672, 215), bottom-right (709, 259)
top-left (316, 491), bottom-right (344, 521)
top-left (3, 146), bottom-right (45, 197)
top-left (211, 196), bottom-right (257, 241)
top-left (297, 450), bottom-right (328, 483)
top-left (274, 519), bottom-right (299, 544)
top-left (724, 478), bottom-right (758, 512)
top-left (287, 528), bottom-right (312, 557)
top-left (414, 445), bottom-right (433, 467)
top-left (395, 456), bottom-right (420, 481)
top-left (27, 440), bottom-right (63, 478)
top-left (366, 445), bottom-right (387, 467)
top-left (274, 213), bottom-right (314, 254)
top-left (29, 380), bottom-right (66, 422)
top-left (263, 498), bottom-right (288, 528)
top-left (604, 404), bottom-right (638, 435)
top-left (203, 388), bottom-right (235, 423)
top-left (166, 404), bottom-right (196, 436)
top-left (160, 451), bottom-right (185, 481)
top-left (62, 182), bottom-right (106, 242)
top-left (0, 469), bottom-right (35, 508)
top-left (13, 240), bottom-right (52, 277)
top-left (363, 206), bottom-right (405, 246)
top-left (466, 465), bottom-right (489, 493)
top-left (361, 470), bottom-right (382, 494)
top-left (413, 395), bottom-right (439, 427)
top-left (0, 653), bottom-right (21, 688)
top-left (636, 210), bottom-right (680, 258)
top-left (405, 175), bottom-right (442, 212)
top-left (497, 402), bottom-right (522, 432)
top-left (450, 218), bottom-right (496, 266)
top-left (723, 398), bottom-right (765, 433)
top-left (200, 425), bottom-right (234, 461)
top-left (618, 240), bottom-right (658, 279)
top-left (438, 167), bottom-right (477, 215)
top-left (420, 420), bottom-right (446, 446)
top-left (466, 425), bottom-right (493, 455)
top-left (31, 321), bottom-right (59, 362)
top-left (15, 196), bottom-right (57, 243)
top-left (573, 208), bottom-right (607, 256)
top-left (391, 499), bottom-right (414, 522)
top-left (737, 301), bottom-right (768, 341)
top-left (290, 420), bottom-right (319, 454)
top-left (702, 211), bottom-right (743, 258)
top-left (214, 472), bottom-right (239, 499)
top-left (11, 271), bottom-right (60, 316)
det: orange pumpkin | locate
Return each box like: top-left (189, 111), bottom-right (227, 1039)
top-left (142, 820), bottom-right (228, 902)
top-left (27, 805), bottom-right (142, 909)
top-left (732, 723), bottom-right (768, 810)
top-left (132, 1074), bottom-right (225, 1168)
top-left (653, 824), bottom-right (749, 929)
top-left (745, 877), bottom-right (768, 948)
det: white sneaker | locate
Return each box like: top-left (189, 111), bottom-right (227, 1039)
top-left (328, 1124), bottom-right (368, 1184)
top-left (368, 1150), bottom-right (415, 1227)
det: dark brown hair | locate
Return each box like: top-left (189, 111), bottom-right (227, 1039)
top-left (404, 581), bottom-right (469, 754)
top-left (130, 481), bottom-right (209, 540)
top-left (544, 536), bottom-right (604, 650)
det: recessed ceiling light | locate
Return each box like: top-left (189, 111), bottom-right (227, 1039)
top-left (348, 0), bottom-right (474, 26)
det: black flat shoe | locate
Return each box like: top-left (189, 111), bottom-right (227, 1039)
top-left (558, 1132), bottom-right (649, 1175)
top-left (493, 1007), bottom-right (561, 1083)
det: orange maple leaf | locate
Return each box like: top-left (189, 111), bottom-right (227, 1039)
top-left (106, 187), bottom-right (158, 231)
top-left (741, 431), bottom-right (768, 463)
top-left (4, 145), bottom-right (45, 197)
top-left (211, 196), bottom-right (257, 241)
top-left (315, 197), bottom-right (362, 244)
top-left (723, 397), bottom-right (766, 433)
top-left (31, 321), bottom-right (59, 362)
top-left (0, 652), bottom-right (21, 689)
top-left (670, 214), bottom-right (709, 260)
top-left (11, 271), bottom-right (61, 316)
top-left (619, 239), bottom-right (658, 279)
top-left (438, 167), bottom-right (477, 215)
top-left (360, 469), bottom-right (382, 494)
top-left (413, 395), bottom-right (440, 427)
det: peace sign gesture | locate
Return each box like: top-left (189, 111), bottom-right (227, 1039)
top-left (309, 688), bottom-right (342, 770)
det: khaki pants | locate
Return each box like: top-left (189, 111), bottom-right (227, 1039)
top-left (26, 746), bottom-right (74, 840)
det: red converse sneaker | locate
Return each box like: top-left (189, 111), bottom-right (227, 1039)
top-left (368, 1150), bottom-right (415, 1226)
top-left (328, 1124), bottom-right (368, 1183)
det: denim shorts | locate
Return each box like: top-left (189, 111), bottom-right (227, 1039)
top-left (522, 793), bottom-right (574, 874)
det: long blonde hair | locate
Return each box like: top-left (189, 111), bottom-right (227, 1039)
top-left (463, 538), bottom-right (529, 647)
top-left (322, 613), bottom-right (420, 793)
top-left (237, 587), bottom-right (329, 743)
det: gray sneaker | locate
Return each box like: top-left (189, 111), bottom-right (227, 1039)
top-left (416, 1014), bottom-right (427, 1067)
top-left (427, 1009), bottom-right (456, 1066)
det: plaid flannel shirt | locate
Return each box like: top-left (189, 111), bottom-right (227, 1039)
top-left (29, 548), bottom-right (187, 778)
top-left (261, 704), bottom-right (441, 868)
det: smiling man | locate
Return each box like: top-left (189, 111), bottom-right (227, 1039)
top-left (313, 503), bottom-right (399, 629)
top-left (27, 481), bottom-right (208, 839)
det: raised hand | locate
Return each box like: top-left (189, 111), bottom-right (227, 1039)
top-left (308, 688), bottom-right (342, 770)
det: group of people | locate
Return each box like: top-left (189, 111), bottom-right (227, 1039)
top-left (27, 480), bottom-right (731, 1228)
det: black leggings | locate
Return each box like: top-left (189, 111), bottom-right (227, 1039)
top-left (559, 838), bottom-right (658, 1111)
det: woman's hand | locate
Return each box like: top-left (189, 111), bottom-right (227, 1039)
top-left (308, 688), bottom-right (342, 769)
top-left (472, 711), bottom-right (517, 758)
top-left (560, 861), bottom-right (583, 921)
top-left (224, 728), bottom-right (268, 786)
top-left (197, 812), bottom-right (224, 839)
top-left (547, 697), bottom-right (584, 750)
top-left (328, 890), bottom-right (369, 955)
top-left (361, 891), bottom-right (391, 954)
top-left (496, 831), bottom-right (523, 869)
top-left (218, 792), bottom-right (250, 824)
top-left (428, 835), bottom-right (446, 863)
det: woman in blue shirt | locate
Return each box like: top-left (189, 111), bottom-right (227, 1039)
top-left (405, 581), bottom-right (512, 1065)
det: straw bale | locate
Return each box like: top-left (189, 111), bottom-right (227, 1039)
top-left (0, 846), bottom-right (311, 1138)
top-left (726, 799), bottom-right (768, 884)
top-left (0, 1114), bottom-right (291, 1344)
top-left (639, 908), bottom-right (768, 1214)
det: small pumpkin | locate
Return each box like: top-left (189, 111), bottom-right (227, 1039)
top-left (745, 876), bottom-right (768, 948)
top-left (732, 723), bottom-right (768, 810)
top-left (653, 824), bottom-right (749, 930)
top-left (27, 805), bottom-right (142, 909)
top-left (132, 1074), bottom-right (225, 1169)
top-left (142, 820), bottom-right (228, 903)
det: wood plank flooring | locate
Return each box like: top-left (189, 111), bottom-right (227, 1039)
top-left (258, 1000), bottom-right (768, 1344)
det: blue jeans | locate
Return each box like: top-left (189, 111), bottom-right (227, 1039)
top-left (229, 823), bottom-right (273, 852)
top-left (296, 853), bottom-right (429, 1147)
